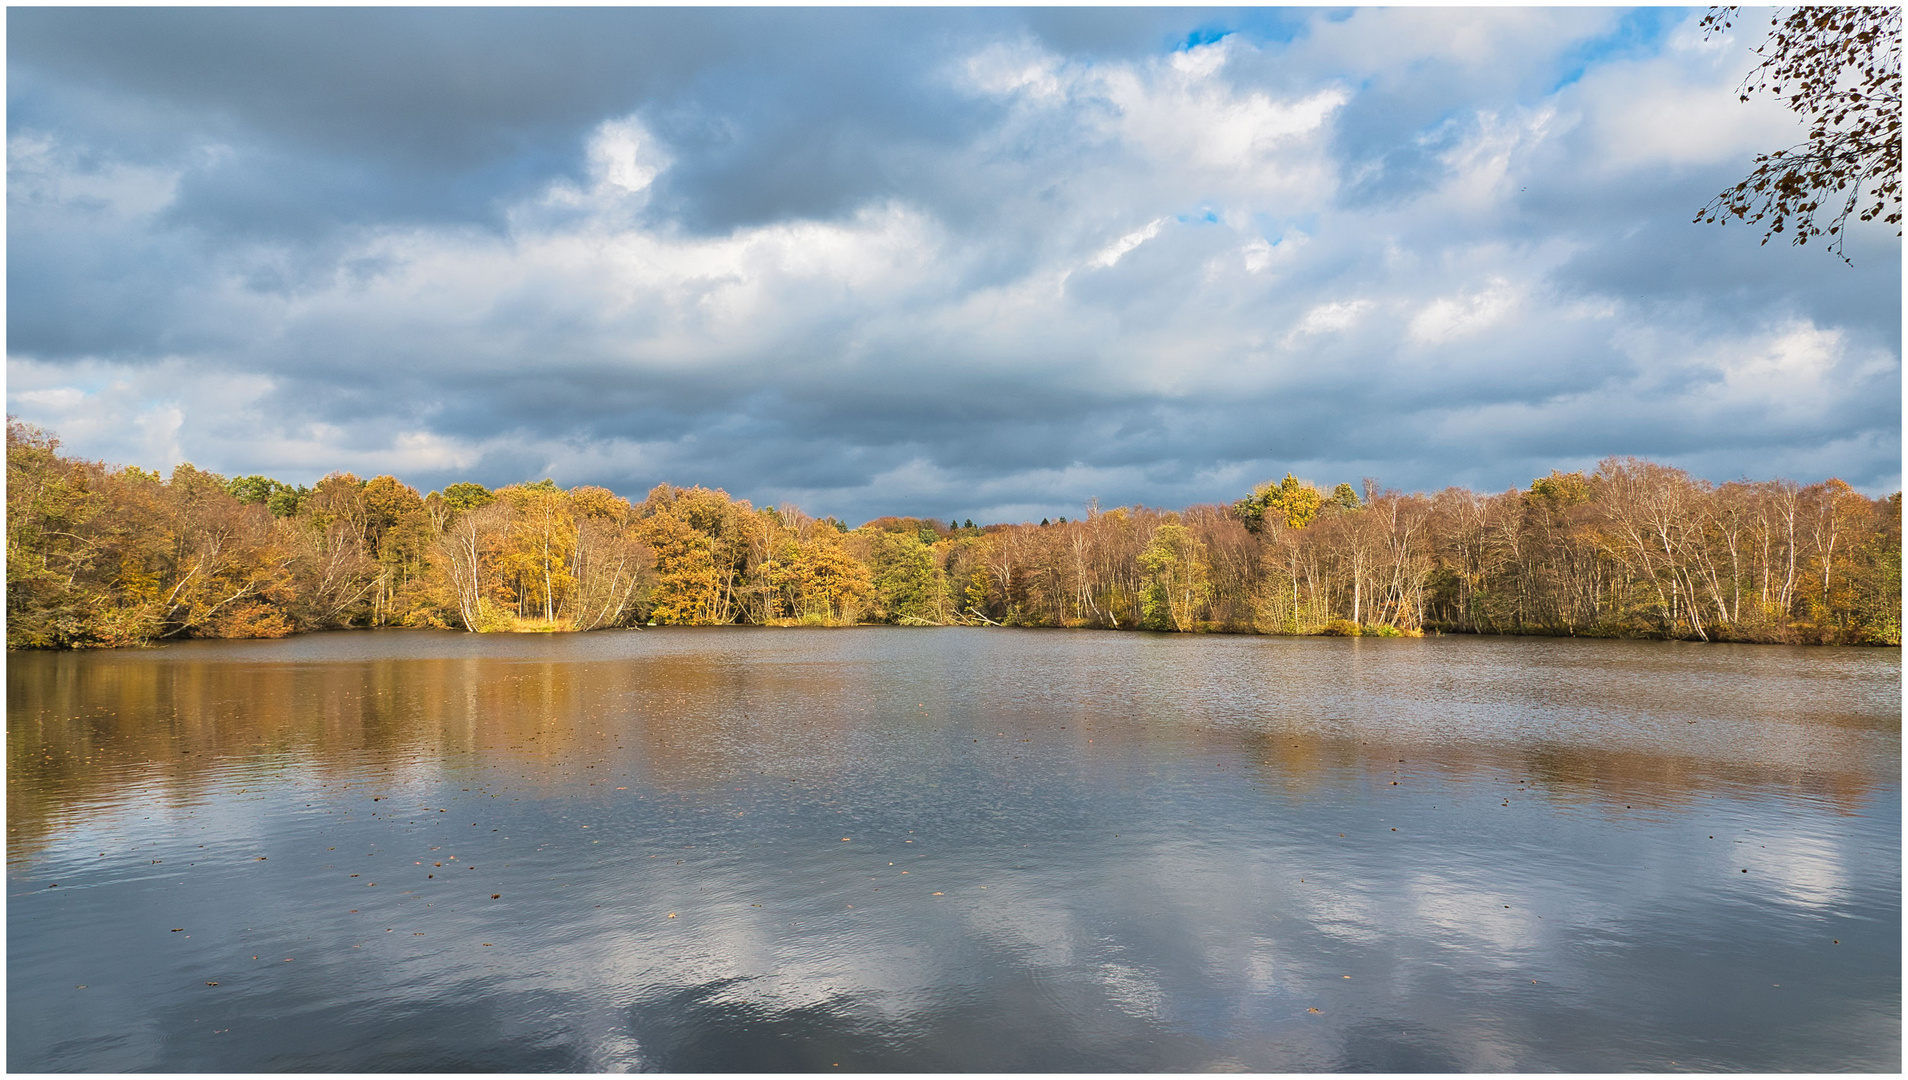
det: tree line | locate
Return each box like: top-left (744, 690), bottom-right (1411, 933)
top-left (8, 419), bottom-right (1898, 648)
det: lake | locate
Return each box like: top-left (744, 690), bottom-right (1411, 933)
top-left (6, 628), bottom-right (1899, 1071)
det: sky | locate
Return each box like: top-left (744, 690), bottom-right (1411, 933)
top-left (7, 6), bottom-right (1901, 525)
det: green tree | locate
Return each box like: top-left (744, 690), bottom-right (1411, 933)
top-left (869, 531), bottom-right (942, 623)
top-left (226, 474), bottom-right (306, 516)
top-left (1526, 470), bottom-right (1590, 510)
top-left (440, 482), bottom-right (496, 512)
top-left (1138, 520), bottom-right (1211, 632)
top-left (1234, 473), bottom-right (1325, 532)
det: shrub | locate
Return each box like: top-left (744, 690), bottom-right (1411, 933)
top-left (205, 602), bottom-right (294, 639)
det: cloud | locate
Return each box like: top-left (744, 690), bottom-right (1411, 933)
top-left (1409, 279), bottom-right (1522, 345)
top-left (7, 8), bottom-right (1899, 522)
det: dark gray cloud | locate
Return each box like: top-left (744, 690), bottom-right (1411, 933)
top-left (7, 7), bottom-right (1899, 524)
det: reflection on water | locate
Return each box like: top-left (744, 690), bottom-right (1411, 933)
top-left (7, 629), bottom-right (1900, 1071)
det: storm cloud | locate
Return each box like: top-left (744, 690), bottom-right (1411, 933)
top-left (8, 7), bottom-right (1899, 523)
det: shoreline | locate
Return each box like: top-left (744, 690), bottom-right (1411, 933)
top-left (14, 620), bottom-right (1897, 652)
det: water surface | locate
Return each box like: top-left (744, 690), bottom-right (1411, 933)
top-left (8, 629), bottom-right (1900, 1070)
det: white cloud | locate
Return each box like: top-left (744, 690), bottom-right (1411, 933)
top-left (1298, 7), bottom-right (1623, 81)
top-left (1085, 218), bottom-right (1165, 270)
top-left (1717, 321), bottom-right (1842, 398)
top-left (1093, 60), bottom-right (1347, 178)
top-left (1288, 299), bottom-right (1373, 343)
top-left (1432, 108), bottom-right (1555, 211)
top-left (960, 40), bottom-right (1066, 101)
top-left (1169, 38), bottom-right (1231, 80)
top-left (590, 118), bottom-right (667, 194)
top-left (14, 386), bottom-right (88, 410)
top-left (1570, 41), bottom-right (1805, 175)
top-left (1409, 279), bottom-right (1521, 346)
top-left (5, 355), bottom-right (492, 481)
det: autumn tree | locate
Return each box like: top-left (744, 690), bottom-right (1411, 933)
top-left (1697, 6), bottom-right (1902, 260)
top-left (279, 473), bottom-right (378, 629)
top-left (359, 475), bottom-right (433, 625)
top-left (153, 463), bottom-right (296, 639)
top-left (493, 481), bottom-right (577, 624)
top-left (7, 422), bottom-right (301, 645)
top-left (7, 420), bottom-right (110, 646)
top-left (6, 420), bottom-right (1897, 647)
top-left (433, 500), bottom-right (509, 632)
top-left (636, 485), bottom-right (755, 624)
top-left (760, 508), bottom-right (872, 624)
top-left (566, 486), bottom-right (653, 631)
